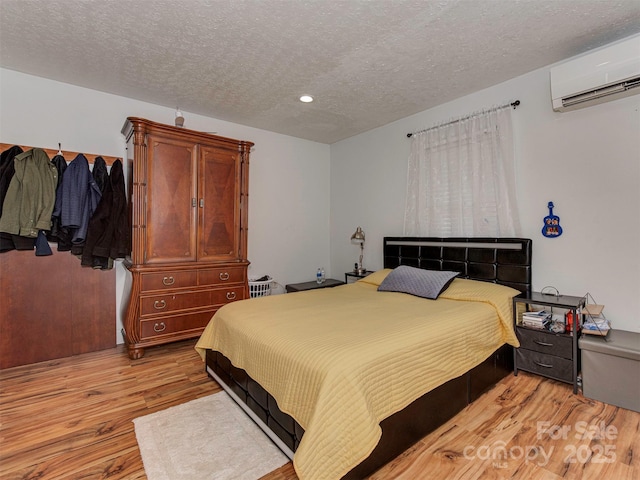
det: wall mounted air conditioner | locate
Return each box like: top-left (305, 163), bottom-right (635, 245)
top-left (550, 35), bottom-right (640, 112)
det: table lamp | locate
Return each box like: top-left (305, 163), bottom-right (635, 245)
top-left (351, 226), bottom-right (366, 274)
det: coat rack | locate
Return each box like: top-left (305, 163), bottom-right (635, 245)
top-left (0, 143), bottom-right (121, 166)
top-left (0, 142), bottom-right (120, 369)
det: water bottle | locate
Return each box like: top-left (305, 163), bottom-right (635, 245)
top-left (317, 268), bottom-right (322, 284)
top-left (320, 267), bottom-right (326, 283)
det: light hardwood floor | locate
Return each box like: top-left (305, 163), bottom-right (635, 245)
top-left (1, 340), bottom-right (637, 479)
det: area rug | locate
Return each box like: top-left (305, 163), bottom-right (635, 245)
top-left (133, 392), bottom-right (289, 480)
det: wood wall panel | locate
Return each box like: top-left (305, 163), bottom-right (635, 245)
top-left (0, 249), bottom-right (115, 369)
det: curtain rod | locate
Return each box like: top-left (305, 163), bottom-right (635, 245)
top-left (406, 100), bottom-right (520, 138)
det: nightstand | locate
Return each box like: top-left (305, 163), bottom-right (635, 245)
top-left (345, 270), bottom-right (374, 284)
top-left (513, 292), bottom-right (586, 393)
top-left (285, 279), bottom-right (344, 293)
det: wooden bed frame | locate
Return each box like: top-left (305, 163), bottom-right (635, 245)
top-left (205, 237), bottom-right (532, 478)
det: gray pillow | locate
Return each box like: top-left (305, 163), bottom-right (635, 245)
top-left (377, 266), bottom-right (459, 299)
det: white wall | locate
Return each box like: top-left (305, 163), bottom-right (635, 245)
top-left (330, 49), bottom-right (640, 333)
top-left (3, 37), bottom-right (639, 340)
top-left (0, 68), bottom-right (331, 343)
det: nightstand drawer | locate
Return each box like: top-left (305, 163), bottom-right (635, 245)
top-left (516, 327), bottom-right (572, 359)
top-left (515, 349), bottom-right (573, 383)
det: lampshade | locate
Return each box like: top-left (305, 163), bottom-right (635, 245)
top-left (351, 226), bottom-right (365, 244)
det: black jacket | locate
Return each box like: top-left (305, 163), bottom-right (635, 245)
top-left (81, 159), bottom-right (130, 268)
top-left (47, 154), bottom-right (72, 250)
top-left (92, 156), bottom-right (108, 193)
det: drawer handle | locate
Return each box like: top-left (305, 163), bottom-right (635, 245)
top-left (534, 340), bottom-right (554, 347)
top-left (219, 272), bottom-right (230, 281)
top-left (534, 361), bottom-right (554, 369)
top-left (153, 299), bottom-right (167, 310)
top-left (226, 291), bottom-right (237, 300)
top-left (153, 322), bottom-right (166, 332)
top-left (162, 276), bottom-right (175, 286)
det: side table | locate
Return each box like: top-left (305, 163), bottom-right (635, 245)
top-left (513, 292), bottom-right (585, 393)
top-left (285, 278), bottom-right (344, 293)
top-left (345, 270), bottom-right (374, 284)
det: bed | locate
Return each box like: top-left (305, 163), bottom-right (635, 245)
top-left (195, 237), bottom-right (532, 479)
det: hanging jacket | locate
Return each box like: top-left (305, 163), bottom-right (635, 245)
top-left (47, 153), bottom-right (72, 249)
top-left (0, 148), bottom-right (57, 238)
top-left (52, 153), bottom-right (101, 254)
top-left (92, 156), bottom-right (108, 194)
top-left (81, 159), bottom-right (130, 268)
top-left (0, 145), bottom-right (23, 209)
top-left (0, 145), bottom-right (25, 252)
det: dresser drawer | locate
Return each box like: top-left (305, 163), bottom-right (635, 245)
top-left (141, 271), bottom-right (197, 291)
top-left (198, 266), bottom-right (246, 286)
top-left (140, 310), bottom-right (215, 340)
top-left (516, 327), bottom-right (572, 359)
top-left (516, 349), bottom-right (573, 383)
top-left (210, 286), bottom-right (246, 304)
top-left (140, 286), bottom-right (245, 316)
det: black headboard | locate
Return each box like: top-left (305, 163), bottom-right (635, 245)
top-left (383, 237), bottom-right (532, 295)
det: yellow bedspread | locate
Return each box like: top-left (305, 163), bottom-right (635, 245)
top-left (195, 270), bottom-right (520, 480)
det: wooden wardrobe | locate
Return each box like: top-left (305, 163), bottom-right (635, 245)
top-left (122, 118), bottom-right (252, 359)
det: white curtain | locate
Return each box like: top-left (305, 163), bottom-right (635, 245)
top-left (404, 106), bottom-right (521, 237)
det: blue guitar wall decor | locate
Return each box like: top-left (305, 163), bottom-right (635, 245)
top-left (542, 201), bottom-right (563, 238)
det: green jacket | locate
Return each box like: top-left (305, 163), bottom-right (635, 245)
top-left (0, 148), bottom-right (58, 237)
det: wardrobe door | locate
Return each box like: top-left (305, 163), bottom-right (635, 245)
top-left (197, 144), bottom-right (242, 262)
top-left (145, 135), bottom-right (198, 264)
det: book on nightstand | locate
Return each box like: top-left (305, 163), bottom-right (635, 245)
top-left (521, 310), bottom-right (552, 329)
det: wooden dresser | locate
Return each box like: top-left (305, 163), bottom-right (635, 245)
top-left (122, 117), bottom-right (252, 359)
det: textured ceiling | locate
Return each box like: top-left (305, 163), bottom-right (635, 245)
top-left (1, 0), bottom-right (640, 144)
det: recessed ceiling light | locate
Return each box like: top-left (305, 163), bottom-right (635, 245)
top-left (299, 95), bottom-right (314, 103)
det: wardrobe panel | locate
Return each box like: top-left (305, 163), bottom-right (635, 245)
top-left (145, 136), bottom-right (198, 264)
top-left (0, 250), bottom-right (115, 369)
top-left (198, 145), bottom-right (241, 261)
